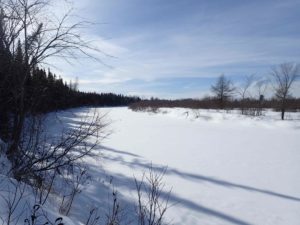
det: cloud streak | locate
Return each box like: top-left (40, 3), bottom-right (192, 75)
top-left (48, 0), bottom-right (300, 98)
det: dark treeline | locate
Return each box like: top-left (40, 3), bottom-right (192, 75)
top-left (129, 98), bottom-right (300, 111)
top-left (130, 70), bottom-right (300, 119)
top-left (26, 68), bottom-right (141, 113)
top-left (0, 42), bottom-right (140, 140)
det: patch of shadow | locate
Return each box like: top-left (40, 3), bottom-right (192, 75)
top-left (100, 145), bottom-right (141, 158)
top-left (86, 165), bottom-right (253, 225)
top-left (197, 115), bottom-right (213, 121)
top-left (102, 154), bottom-right (300, 203)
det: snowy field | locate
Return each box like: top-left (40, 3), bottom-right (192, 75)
top-left (57, 107), bottom-right (300, 225)
top-left (1, 107), bottom-right (300, 225)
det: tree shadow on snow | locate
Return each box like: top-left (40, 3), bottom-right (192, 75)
top-left (82, 161), bottom-right (254, 225)
top-left (46, 109), bottom-right (299, 225)
top-left (99, 147), bottom-right (300, 203)
top-left (93, 144), bottom-right (300, 225)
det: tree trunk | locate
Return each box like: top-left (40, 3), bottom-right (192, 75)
top-left (280, 98), bottom-right (286, 120)
top-left (7, 77), bottom-right (27, 168)
top-left (281, 108), bottom-right (285, 120)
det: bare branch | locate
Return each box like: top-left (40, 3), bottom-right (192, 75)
top-left (270, 62), bottom-right (299, 119)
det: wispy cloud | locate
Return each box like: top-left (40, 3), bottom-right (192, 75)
top-left (48, 0), bottom-right (300, 98)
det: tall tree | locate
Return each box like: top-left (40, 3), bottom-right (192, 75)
top-left (271, 63), bottom-right (299, 120)
top-left (0, 0), bottom-right (100, 165)
top-left (211, 74), bottom-right (235, 108)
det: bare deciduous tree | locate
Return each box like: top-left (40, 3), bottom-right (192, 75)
top-left (135, 168), bottom-right (171, 225)
top-left (237, 74), bottom-right (255, 114)
top-left (237, 74), bottom-right (255, 100)
top-left (13, 110), bottom-right (108, 183)
top-left (271, 63), bottom-right (299, 120)
top-left (211, 74), bottom-right (235, 109)
top-left (0, 178), bottom-right (27, 225)
top-left (0, 110), bottom-right (109, 224)
top-left (0, 0), bottom-right (102, 163)
top-left (59, 167), bottom-right (90, 216)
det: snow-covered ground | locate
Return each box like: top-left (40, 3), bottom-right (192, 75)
top-left (1, 107), bottom-right (300, 225)
top-left (63, 107), bottom-right (300, 225)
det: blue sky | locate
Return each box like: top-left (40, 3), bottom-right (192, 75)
top-left (50, 0), bottom-right (300, 99)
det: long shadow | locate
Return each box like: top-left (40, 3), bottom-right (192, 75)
top-left (168, 169), bottom-right (300, 202)
top-left (100, 145), bottom-right (141, 158)
top-left (43, 109), bottom-right (299, 224)
top-left (86, 164), bottom-right (253, 225)
top-left (100, 148), bottom-right (300, 203)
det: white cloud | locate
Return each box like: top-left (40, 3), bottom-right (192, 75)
top-left (43, 0), bottom-right (300, 98)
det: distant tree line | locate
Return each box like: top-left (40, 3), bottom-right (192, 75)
top-left (0, 40), bottom-right (140, 141)
top-left (129, 97), bottom-right (300, 111)
top-left (130, 63), bottom-right (300, 120)
top-left (26, 67), bottom-right (141, 113)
